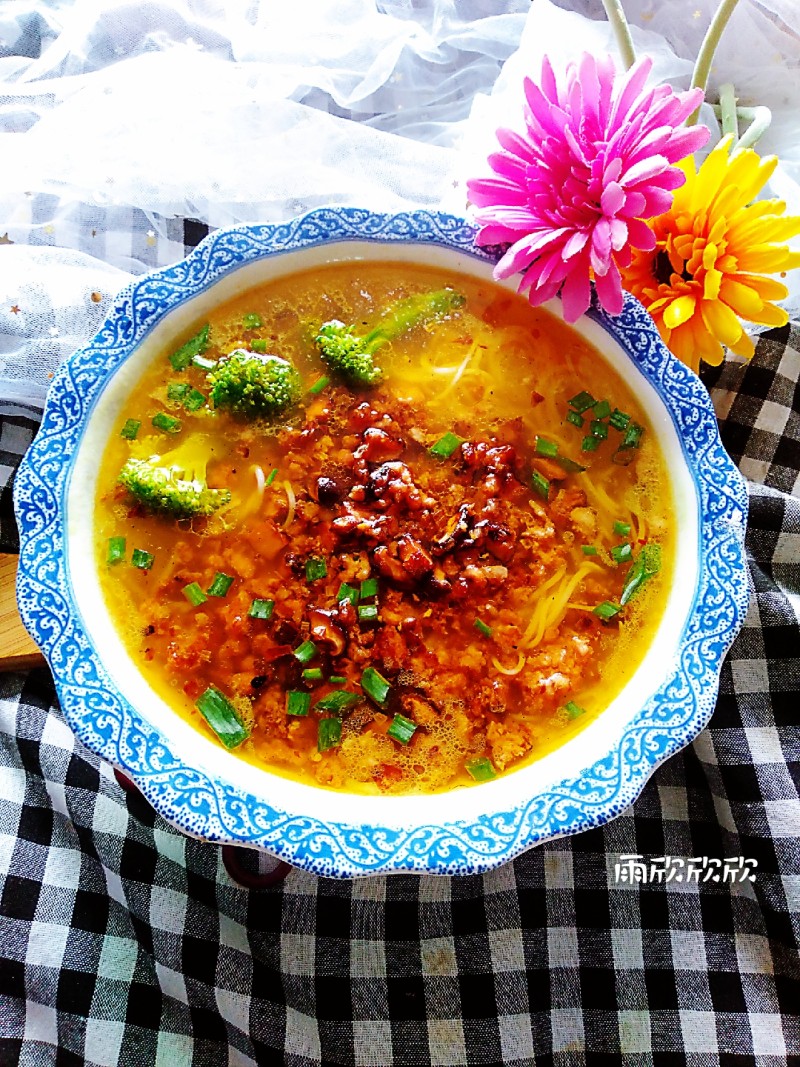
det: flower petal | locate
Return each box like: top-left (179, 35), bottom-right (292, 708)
top-left (663, 294), bottom-right (696, 330)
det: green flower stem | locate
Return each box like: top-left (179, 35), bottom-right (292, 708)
top-left (718, 82), bottom-right (738, 141)
top-left (687, 0), bottom-right (742, 126)
top-left (601, 0), bottom-right (636, 70)
top-left (710, 103), bottom-right (772, 151)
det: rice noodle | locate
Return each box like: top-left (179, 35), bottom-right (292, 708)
top-left (282, 479), bottom-right (296, 529)
top-left (492, 652), bottom-right (527, 676)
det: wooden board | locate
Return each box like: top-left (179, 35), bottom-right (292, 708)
top-left (0, 554), bottom-right (46, 671)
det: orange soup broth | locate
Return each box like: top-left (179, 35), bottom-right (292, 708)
top-left (95, 261), bottom-right (674, 795)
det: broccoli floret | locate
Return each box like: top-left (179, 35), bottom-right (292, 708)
top-left (315, 287), bottom-right (466, 387)
top-left (118, 435), bottom-right (231, 519)
top-left (207, 349), bottom-right (300, 418)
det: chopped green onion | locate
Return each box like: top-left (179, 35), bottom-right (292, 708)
top-left (120, 418), bottom-right (141, 440)
top-left (581, 435), bottom-right (600, 453)
top-left (167, 382), bottom-right (190, 402)
top-left (169, 324), bottom-right (209, 371)
top-left (620, 544), bottom-right (662, 606)
top-left (387, 713), bottom-right (416, 745)
top-left (608, 408), bottom-right (631, 431)
top-left (535, 436), bottom-right (558, 458)
top-left (610, 543), bottom-right (633, 564)
top-left (243, 312), bottom-right (263, 329)
top-left (553, 454), bottom-right (587, 474)
top-left (196, 685), bottom-right (249, 749)
top-left (207, 572), bottom-right (234, 597)
top-left (250, 339), bottom-right (268, 354)
top-left (302, 668), bottom-right (324, 683)
top-left (308, 375), bottom-right (330, 395)
top-left (531, 470), bottom-right (550, 500)
top-left (293, 640), bottom-right (318, 664)
top-left (474, 618), bottom-right (493, 638)
top-left (430, 432), bottom-right (463, 459)
top-left (590, 420), bottom-right (608, 440)
top-left (593, 601), bottom-right (621, 620)
top-left (317, 717), bottom-right (342, 752)
top-left (107, 536), bottom-right (126, 565)
top-left (192, 354), bottom-right (218, 371)
top-left (337, 582), bottom-right (360, 606)
top-left (613, 521), bottom-right (632, 537)
top-left (264, 468), bottom-right (278, 487)
top-left (152, 412), bottom-right (182, 434)
top-left (305, 557), bottom-right (327, 583)
top-left (183, 581), bottom-right (208, 606)
top-left (329, 675), bottom-right (347, 685)
top-left (183, 388), bottom-right (207, 412)
top-left (286, 690), bottom-right (311, 717)
top-left (358, 604), bottom-right (379, 623)
top-left (592, 399), bottom-right (612, 419)
top-left (360, 578), bottom-right (379, 600)
top-left (621, 421), bottom-right (644, 449)
top-left (248, 598), bottom-right (274, 620)
top-left (568, 390), bottom-right (596, 413)
top-left (316, 690), bottom-right (362, 714)
top-left (361, 666), bottom-right (390, 706)
top-left (566, 410), bottom-right (584, 429)
top-left (581, 545), bottom-right (598, 556)
top-left (465, 756), bottom-right (496, 782)
top-left (564, 700), bottom-right (586, 720)
top-left (131, 548), bottom-right (154, 570)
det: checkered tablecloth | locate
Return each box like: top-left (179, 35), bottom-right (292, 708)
top-left (0, 216), bottom-right (797, 1066)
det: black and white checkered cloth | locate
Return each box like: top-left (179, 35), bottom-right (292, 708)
top-left (0, 219), bottom-right (798, 1066)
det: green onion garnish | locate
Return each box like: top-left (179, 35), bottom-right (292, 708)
top-left (465, 756), bottom-right (496, 782)
top-left (620, 544), bottom-right (662, 606)
top-left (192, 354), bottom-right (218, 371)
top-left (609, 408), bottom-right (631, 431)
top-left (621, 421), bottom-right (644, 449)
top-left (293, 640), bottom-right (318, 664)
top-left (337, 582), bottom-right (360, 606)
top-left (308, 376), bottom-right (330, 395)
top-left (387, 714), bottom-right (416, 745)
top-left (167, 382), bottom-right (190, 402)
top-left (251, 339), bottom-right (268, 354)
top-left (360, 578), bottom-right (379, 600)
top-left (196, 685), bottom-right (249, 749)
top-left (590, 420), bottom-right (608, 440)
top-left (610, 543), bottom-right (633, 564)
top-left (152, 412), bottom-right (182, 434)
top-left (317, 717), bottom-right (342, 752)
top-left (581, 545), bottom-right (598, 556)
top-left (316, 691), bottom-right (362, 714)
top-left (531, 470), bottom-right (550, 500)
top-left (305, 557), bottom-right (327, 583)
top-left (207, 572), bottom-right (234, 597)
top-left (553, 454), bottom-right (586, 474)
top-left (568, 390), bottom-right (596, 413)
top-left (474, 618), bottom-right (493, 638)
top-left (302, 668), bottom-right (324, 683)
top-left (286, 690), bottom-right (311, 717)
top-left (581, 435), bottom-right (600, 453)
top-left (566, 410), bottom-right (584, 429)
top-left (329, 675), bottom-right (347, 685)
top-left (183, 388), bottom-right (207, 412)
top-left (120, 418), bottom-right (141, 440)
top-left (169, 323), bottom-right (209, 371)
top-left (564, 700), bottom-right (586, 719)
top-left (593, 601), bottom-right (621, 620)
top-left (183, 581), bottom-right (208, 606)
top-left (131, 548), bottom-right (154, 570)
top-left (107, 536), bottom-right (126, 565)
top-left (535, 437), bottom-right (558, 458)
top-left (243, 312), bottom-right (263, 329)
top-left (248, 598), bottom-right (274, 620)
top-left (593, 399), bottom-right (612, 419)
top-left (361, 666), bottom-right (390, 706)
top-left (358, 604), bottom-right (379, 623)
top-left (430, 432), bottom-right (463, 459)
top-left (265, 468), bottom-right (278, 487)
top-left (613, 521), bottom-right (632, 537)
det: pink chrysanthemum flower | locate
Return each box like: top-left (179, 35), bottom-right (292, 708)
top-left (467, 54), bottom-right (710, 322)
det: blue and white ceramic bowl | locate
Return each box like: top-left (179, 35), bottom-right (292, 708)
top-left (14, 209), bottom-right (749, 878)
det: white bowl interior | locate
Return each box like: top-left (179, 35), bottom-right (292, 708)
top-left (66, 240), bottom-right (699, 830)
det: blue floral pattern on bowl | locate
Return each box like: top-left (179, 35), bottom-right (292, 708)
top-left (14, 209), bottom-right (749, 877)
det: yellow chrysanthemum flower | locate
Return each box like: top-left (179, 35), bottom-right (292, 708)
top-left (621, 135), bottom-right (800, 372)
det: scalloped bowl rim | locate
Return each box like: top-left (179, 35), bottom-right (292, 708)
top-left (14, 209), bottom-right (749, 877)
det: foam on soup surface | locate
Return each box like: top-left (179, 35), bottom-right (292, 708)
top-left (95, 262), bottom-right (673, 794)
